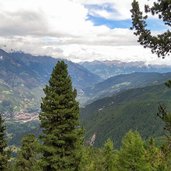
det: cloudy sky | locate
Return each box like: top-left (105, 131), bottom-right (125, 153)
top-left (0, 0), bottom-right (170, 64)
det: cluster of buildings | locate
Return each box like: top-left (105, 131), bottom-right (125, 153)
top-left (14, 112), bottom-right (39, 122)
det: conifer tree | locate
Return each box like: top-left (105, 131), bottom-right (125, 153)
top-left (102, 139), bottom-right (116, 171)
top-left (79, 147), bottom-right (95, 171)
top-left (130, 0), bottom-right (171, 58)
top-left (145, 138), bottom-right (169, 171)
top-left (39, 61), bottom-right (83, 171)
top-left (131, 0), bottom-right (171, 154)
top-left (0, 113), bottom-right (8, 170)
top-left (116, 131), bottom-right (151, 171)
top-left (15, 134), bottom-right (40, 171)
top-left (157, 105), bottom-right (171, 138)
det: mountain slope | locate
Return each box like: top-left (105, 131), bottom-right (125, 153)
top-left (83, 72), bottom-right (171, 104)
top-left (0, 49), bottom-right (102, 113)
top-left (81, 83), bottom-right (171, 147)
top-left (9, 51), bottom-right (102, 89)
top-left (0, 50), bottom-right (41, 112)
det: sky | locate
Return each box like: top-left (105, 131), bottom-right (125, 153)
top-left (0, 0), bottom-right (170, 65)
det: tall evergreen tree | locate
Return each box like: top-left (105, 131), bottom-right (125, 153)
top-left (0, 113), bottom-right (8, 170)
top-left (15, 134), bottom-right (40, 171)
top-left (39, 61), bottom-right (83, 171)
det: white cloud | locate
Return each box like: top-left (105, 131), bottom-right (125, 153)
top-left (0, 0), bottom-right (168, 65)
top-left (0, 10), bottom-right (48, 36)
top-left (60, 44), bottom-right (171, 66)
top-left (78, 0), bottom-right (156, 20)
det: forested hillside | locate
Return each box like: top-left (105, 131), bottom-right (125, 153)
top-left (81, 83), bottom-right (171, 146)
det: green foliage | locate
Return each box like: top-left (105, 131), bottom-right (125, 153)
top-left (0, 114), bottom-right (9, 170)
top-left (131, 2), bottom-right (171, 168)
top-left (15, 134), bottom-right (40, 171)
top-left (80, 131), bottom-right (171, 171)
top-left (130, 0), bottom-right (171, 57)
top-left (80, 146), bottom-right (106, 171)
top-left (157, 104), bottom-right (171, 137)
top-left (145, 138), bottom-right (170, 171)
top-left (156, 104), bottom-right (171, 170)
top-left (80, 144), bottom-right (115, 171)
top-left (102, 139), bottom-right (117, 171)
top-left (116, 131), bottom-right (151, 171)
top-left (39, 61), bottom-right (83, 171)
top-left (81, 83), bottom-right (171, 146)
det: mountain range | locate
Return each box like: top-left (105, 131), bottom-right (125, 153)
top-left (1, 48), bottom-right (171, 147)
top-left (0, 49), bottom-right (102, 112)
top-left (80, 60), bottom-right (171, 79)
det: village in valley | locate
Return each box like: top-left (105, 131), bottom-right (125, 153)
top-left (3, 111), bottom-right (39, 123)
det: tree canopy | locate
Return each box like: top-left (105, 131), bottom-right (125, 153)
top-left (130, 0), bottom-right (171, 57)
top-left (39, 61), bottom-right (83, 171)
top-left (0, 113), bottom-right (8, 170)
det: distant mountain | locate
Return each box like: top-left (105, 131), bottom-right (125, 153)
top-left (0, 49), bottom-right (40, 113)
top-left (81, 83), bottom-right (171, 147)
top-left (0, 49), bottom-right (102, 113)
top-left (9, 51), bottom-right (102, 89)
top-left (83, 72), bottom-right (171, 104)
top-left (80, 60), bottom-right (171, 79)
